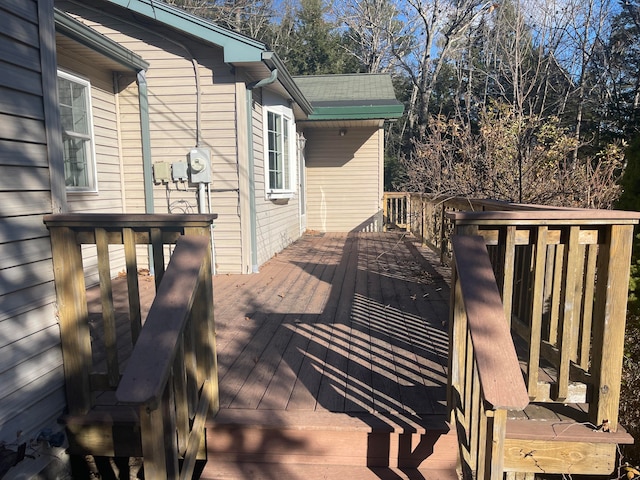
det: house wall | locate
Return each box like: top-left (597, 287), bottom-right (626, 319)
top-left (252, 88), bottom-right (303, 267)
top-left (56, 52), bottom-right (125, 214)
top-left (56, 48), bottom-right (130, 282)
top-left (305, 126), bottom-right (384, 232)
top-left (57, 0), bottom-right (245, 273)
top-left (0, 0), bottom-right (67, 450)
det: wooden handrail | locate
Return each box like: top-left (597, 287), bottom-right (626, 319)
top-left (451, 235), bottom-right (529, 410)
top-left (116, 235), bottom-right (209, 408)
top-left (43, 213), bottom-right (217, 228)
top-left (450, 235), bottom-right (529, 479)
top-left (449, 210), bottom-right (640, 223)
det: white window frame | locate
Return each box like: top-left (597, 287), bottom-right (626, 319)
top-left (57, 69), bottom-right (98, 193)
top-left (263, 102), bottom-right (296, 200)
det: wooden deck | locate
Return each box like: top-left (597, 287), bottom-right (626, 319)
top-left (212, 232), bottom-right (451, 419)
top-left (82, 231), bottom-right (458, 476)
top-left (202, 232), bottom-right (458, 478)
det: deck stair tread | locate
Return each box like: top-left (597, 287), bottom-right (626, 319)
top-left (208, 408), bottom-right (450, 434)
top-left (507, 418), bottom-right (634, 443)
top-left (202, 461), bottom-right (461, 479)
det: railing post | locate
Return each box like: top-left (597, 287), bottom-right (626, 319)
top-left (49, 226), bottom-right (92, 415)
top-left (590, 224), bottom-right (635, 431)
top-left (405, 193), bottom-right (411, 232)
top-left (486, 409), bottom-right (508, 480)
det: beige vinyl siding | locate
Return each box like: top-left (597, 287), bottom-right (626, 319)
top-left (57, 48), bottom-right (128, 284)
top-left (305, 126), bottom-right (383, 232)
top-left (253, 90), bottom-right (302, 266)
top-left (58, 1), bottom-right (245, 272)
top-left (0, 0), bottom-right (67, 449)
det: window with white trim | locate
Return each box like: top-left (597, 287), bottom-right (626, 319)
top-left (264, 103), bottom-right (296, 198)
top-left (57, 70), bottom-right (97, 192)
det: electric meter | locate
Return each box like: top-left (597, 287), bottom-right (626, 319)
top-left (188, 148), bottom-right (211, 183)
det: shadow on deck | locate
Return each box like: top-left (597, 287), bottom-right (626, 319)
top-left (81, 231), bottom-right (458, 478)
top-left (205, 232), bottom-right (458, 478)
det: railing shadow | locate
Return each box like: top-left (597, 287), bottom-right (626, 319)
top-left (214, 232), bottom-right (453, 477)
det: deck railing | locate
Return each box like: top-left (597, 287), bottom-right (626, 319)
top-left (383, 193), bottom-right (640, 476)
top-left (383, 192), bottom-right (410, 231)
top-left (44, 214), bottom-right (218, 480)
top-left (450, 210), bottom-right (637, 428)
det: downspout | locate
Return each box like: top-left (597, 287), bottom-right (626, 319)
top-left (246, 68), bottom-right (278, 273)
top-left (137, 70), bottom-right (155, 272)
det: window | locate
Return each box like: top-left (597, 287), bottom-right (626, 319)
top-left (57, 70), bottom-right (97, 192)
top-left (264, 104), bottom-right (295, 198)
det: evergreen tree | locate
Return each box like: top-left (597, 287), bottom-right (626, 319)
top-left (285, 0), bottom-right (359, 75)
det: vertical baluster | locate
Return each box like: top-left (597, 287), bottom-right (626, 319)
top-left (139, 381), bottom-right (179, 480)
top-left (173, 338), bottom-right (189, 455)
top-left (502, 226), bottom-right (517, 325)
top-left (469, 359), bottom-right (482, 473)
top-left (448, 272), bottom-right (466, 417)
top-left (579, 243), bottom-right (598, 369)
top-left (405, 193), bottom-right (410, 231)
top-left (542, 244), bottom-right (556, 342)
top-left (570, 241), bottom-right (587, 363)
top-left (557, 226), bottom-right (581, 401)
top-left (151, 227), bottom-right (164, 288)
top-left (383, 195), bottom-right (388, 231)
top-left (123, 227), bottom-right (142, 344)
top-left (96, 227), bottom-right (120, 388)
top-left (184, 313), bottom-right (199, 416)
top-left (528, 226), bottom-right (548, 398)
top-left (463, 326), bottom-right (475, 451)
top-left (548, 242), bottom-right (564, 345)
top-left (139, 403), bottom-right (168, 480)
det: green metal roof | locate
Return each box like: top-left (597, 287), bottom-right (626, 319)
top-left (293, 74), bottom-right (404, 121)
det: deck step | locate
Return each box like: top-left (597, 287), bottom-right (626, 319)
top-left (205, 409), bottom-right (457, 471)
top-left (200, 461), bottom-right (460, 479)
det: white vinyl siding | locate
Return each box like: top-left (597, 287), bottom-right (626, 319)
top-left (0, 0), bottom-right (66, 453)
top-left (305, 127), bottom-right (384, 232)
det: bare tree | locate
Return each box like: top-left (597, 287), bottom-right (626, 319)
top-left (403, 103), bottom-right (624, 208)
top-left (558, 0), bottom-right (615, 160)
top-left (333, 0), bottom-right (403, 73)
top-left (162, 0), bottom-right (275, 41)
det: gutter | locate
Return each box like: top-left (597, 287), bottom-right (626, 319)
top-left (261, 52), bottom-right (313, 115)
top-left (245, 68), bottom-right (278, 273)
top-left (137, 70), bottom-right (155, 272)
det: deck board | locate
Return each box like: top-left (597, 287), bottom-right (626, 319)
top-left (213, 232), bottom-right (451, 417)
top-left (85, 232), bottom-right (452, 420)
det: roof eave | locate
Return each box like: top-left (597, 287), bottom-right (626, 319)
top-left (307, 104), bottom-right (404, 121)
top-left (102, 0), bottom-right (265, 63)
top-left (54, 9), bottom-right (149, 71)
